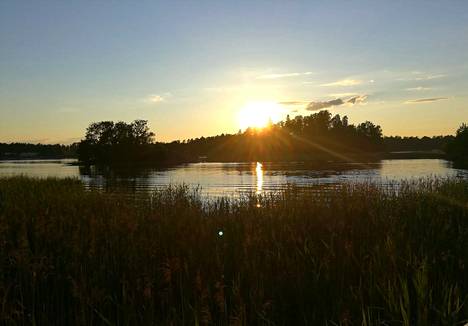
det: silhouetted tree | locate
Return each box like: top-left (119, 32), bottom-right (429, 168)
top-left (447, 123), bottom-right (468, 166)
top-left (78, 120), bottom-right (157, 164)
top-left (77, 111), bottom-right (388, 165)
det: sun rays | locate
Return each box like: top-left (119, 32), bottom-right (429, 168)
top-left (238, 101), bottom-right (284, 131)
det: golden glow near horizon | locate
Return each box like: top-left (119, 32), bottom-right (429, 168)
top-left (238, 101), bottom-right (283, 131)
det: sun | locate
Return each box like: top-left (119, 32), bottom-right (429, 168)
top-left (238, 101), bottom-right (283, 131)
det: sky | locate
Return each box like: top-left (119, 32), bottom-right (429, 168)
top-left (1, 0), bottom-right (468, 144)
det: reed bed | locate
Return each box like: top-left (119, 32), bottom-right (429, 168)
top-left (0, 176), bottom-right (467, 325)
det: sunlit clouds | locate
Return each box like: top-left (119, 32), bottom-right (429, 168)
top-left (406, 87), bottom-right (432, 91)
top-left (279, 95), bottom-right (368, 112)
top-left (256, 71), bottom-right (313, 79)
top-left (405, 97), bottom-right (449, 104)
top-left (307, 95), bottom-right (367, 111)
top-left (397, 73), bottom-right (446, 81)
top-left (278, 101), bottom-right (309, 106)
top-left (144, 92), bottom-right (172, 104)
top-left (413, 74), bottom-right (446, 81)
top-left (320, 79), bottom-right (362, 87)
top-left (148, 95), bottom-right (164, 103)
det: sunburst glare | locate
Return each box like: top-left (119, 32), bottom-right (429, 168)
top-left (238, 101), bottom-right (283, 131)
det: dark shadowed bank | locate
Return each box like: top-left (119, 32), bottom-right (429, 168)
top-left (0, 177), bottom-right (467, 325)
top-left (0, 143), bottom-right (77, 160)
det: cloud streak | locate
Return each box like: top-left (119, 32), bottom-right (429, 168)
top-left (281, 95), bottom-right (368, 111)
top-left (257, 71), bottom-right (313, 79)
top-left (398, 73), bottom-right (446, 82)
top-left (413, 74), bottom-right (446, 81)
top-left (406, 86), bottom-right (432, 91)
top-left (405, 97), bottom-right (448, 104)
top-left (147, 95), bottom-right (164, 103)
top-left (144, 93), bottom-right (172, 103)
top-left (278, 101), bottom-right (309, 106)
top-left (346, 95), bottom-right (368, 104)
top-left (307, 98), bottom-right (345, 111)
top-left (320, 79), bottom-right (362, 87)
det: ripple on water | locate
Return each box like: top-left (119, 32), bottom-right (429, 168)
top-left (1, 159), bottom-right (467, 198)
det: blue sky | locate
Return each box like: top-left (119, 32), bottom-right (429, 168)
top-left (1, 0), bottom-right (468, 143)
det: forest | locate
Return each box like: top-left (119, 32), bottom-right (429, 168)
top-left (0, 143), bottom-right (77, 160)
top-left (76, 111), bottom-right (382, 164)
top-left (75, 111), bottom-right (462, 165)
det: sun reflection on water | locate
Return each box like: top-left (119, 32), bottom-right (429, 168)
top-left (255, 162), bottom-right (263, 195)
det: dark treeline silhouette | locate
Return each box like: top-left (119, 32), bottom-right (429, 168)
top-left (77, 112), bottom-right (468, 166)
top-left (383, 135), bottom-right (454, 152)
top-left (446, 123), bottom-right (468, 166)
top-left (77, 120), bottom-right (167, 165)
top-left (78, 111), bottom-right (387, 165)
top-left (2, 112), bottom-right (464, 165)
top-left (177, 111), bottom-right (384, 162)
top-left (0, 143), bottom-right (77, 160)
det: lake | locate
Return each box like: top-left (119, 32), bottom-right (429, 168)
top-left (0, 159), bottom-right (467, 197)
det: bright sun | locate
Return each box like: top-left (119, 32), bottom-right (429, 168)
top-left (238, 101), bottom-right (283, 131)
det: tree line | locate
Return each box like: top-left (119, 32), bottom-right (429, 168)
top-left (76, 112), bottom-right (382, 164)
top-left (0, 143), bottom-right (77, 160)
top-left (75, 110), bottom-right (466, 166)
top-left (1, 111), bottom-right (465, 165)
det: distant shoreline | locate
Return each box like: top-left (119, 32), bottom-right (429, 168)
top-left (0, 150), bottom-right (448, 164)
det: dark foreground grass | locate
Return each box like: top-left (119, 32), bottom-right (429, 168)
top-left (0, 177), bottom-right (467, 325)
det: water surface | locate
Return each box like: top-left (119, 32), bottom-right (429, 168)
top-left (0, 159), bottom-right (467, 197)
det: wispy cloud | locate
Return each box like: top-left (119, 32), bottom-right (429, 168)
top-left (406, 86), bottom-right (432, 91)
top-left (346, 95), bottom-right (368, 104)
top-left (413, 74), bottom-right (446, 81)
top-left (147, 95), bottom-right (164, 103)
top-left (405, 97), bottom-right (448, 104)
top-left (320, 79), bottom-right (362, 87)
top-left (278, 101), bottom-right (309, 106)
top-left (398, 73), bottom-right (446, 82)
top-left (281, 95), bottom-right (367, 111)
top-left (144, 93), bottom-right (171, 103)
top-left (257, 71), bottom-right (313, 79)
top-left (307, 98), bottom-right (345, 111)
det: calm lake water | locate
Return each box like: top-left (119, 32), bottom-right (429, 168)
top-left (0, 159), bottom-right (467, 197)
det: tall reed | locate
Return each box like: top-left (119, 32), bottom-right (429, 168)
top-left (0, 176), bottom-right (467, 325)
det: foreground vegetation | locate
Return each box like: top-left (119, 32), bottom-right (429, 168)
top-left (0, 177), bottom-right (468, 325)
